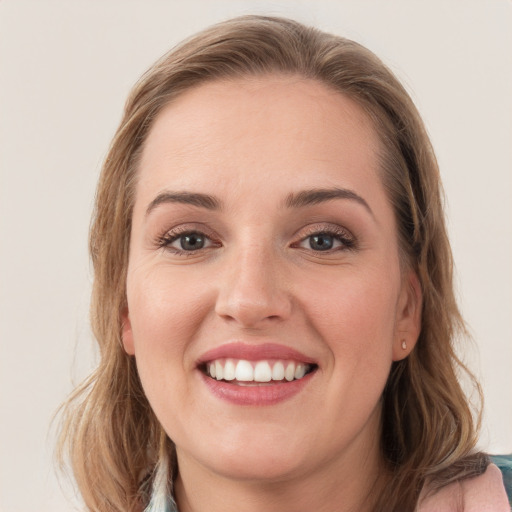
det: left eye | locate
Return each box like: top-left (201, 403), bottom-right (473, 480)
top-left (299, 233), bottom-right (347, 251)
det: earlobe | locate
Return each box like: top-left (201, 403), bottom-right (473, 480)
top-left (121, 307), bottom-right (136, 355)
top-left (392, 270), bottom-right (422, 361)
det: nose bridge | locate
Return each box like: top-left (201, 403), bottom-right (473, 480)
top-left (215, 236), bottom-right (291, 326)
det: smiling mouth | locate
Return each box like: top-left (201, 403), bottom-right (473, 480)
top-left (200, 358), bottom-right (317, 385)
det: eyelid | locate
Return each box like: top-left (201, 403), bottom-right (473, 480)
top-left (155, 223), bottom-right (221, 252)
top-left (153, 221), bottom-right (355, 254)
top-left (168, 232), bottom-right (216, 251)
top-left (295, 222), bottom-right (354, 240)
top-left (292, 223), bottom-right (356, 251)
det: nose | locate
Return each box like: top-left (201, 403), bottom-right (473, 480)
top-left (214, 242), bottom-right (292, 328)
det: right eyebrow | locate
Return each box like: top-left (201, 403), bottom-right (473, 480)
top-left (145, 191), bottom-right (222, 217)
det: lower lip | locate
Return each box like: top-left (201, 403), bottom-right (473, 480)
top-left (200, 371), bottom-right (315, 406)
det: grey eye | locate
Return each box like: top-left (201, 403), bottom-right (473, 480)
top-left (164, 232), bottom-right (209, 251)
top-left (178, 233), bottom-right (205, 250)
top-left (297, 231), bottom-right (350, 252)
top-left (161, 229), bottom-right (217, 254)
top-left (308, 234), bottom-right (335, 251)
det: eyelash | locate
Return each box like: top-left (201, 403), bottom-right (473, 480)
top-left (156, 226), bottom-right (219, 256)
top-left (156, 224), bottom-right (356, 255)
top-left (293, 225), bottom-right (356, 252)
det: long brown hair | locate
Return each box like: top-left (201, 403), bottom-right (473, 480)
top-left (57, 15), bottom-right (487, 511)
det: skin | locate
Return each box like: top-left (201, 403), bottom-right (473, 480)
top-left (418, 464), bottom-right (510, 511)
top-left (122, 76), bottom-right (422, 512)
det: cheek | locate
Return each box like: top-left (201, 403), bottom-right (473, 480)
top-left (126, 266), bottom-right (212, 381)
top-left (129, 266), bottom-right (205, 338)
top-left (297, 265), bottom-right (399, 389)
top-left (289, 267), bottom-right (399, 449)
top-left (125, 266), bottom-right (216, 434)
top-left (300, 267), bottom-right (399, 343)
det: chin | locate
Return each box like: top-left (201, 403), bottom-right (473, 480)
top-left (201, 451), bottom-right (307, 483)
top-left (176, 425), bottom-right (312, 483)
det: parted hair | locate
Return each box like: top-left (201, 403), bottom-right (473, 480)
top-left (57, 15), bottom-right (487, 512)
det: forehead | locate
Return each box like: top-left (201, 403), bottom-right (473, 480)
top-left (136, 75), bottom-right (385, 210)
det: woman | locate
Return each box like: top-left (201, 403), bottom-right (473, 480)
top-left (58, 15), bottom-right (509, 512)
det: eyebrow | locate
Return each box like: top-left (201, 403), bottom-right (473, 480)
top-left (145, 187), bottom-right (373, 217)
top-left (284, 187), bottom-right (374, 217)
top-left (145, 191), bottom-right (221, 216)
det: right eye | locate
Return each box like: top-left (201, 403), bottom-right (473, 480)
top-left (173, 232), bottom-right (207, 251)
top-left (159, 230), bottom-right (217, 254)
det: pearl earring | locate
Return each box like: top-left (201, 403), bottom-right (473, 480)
top-left (401, 340), bottom-right (407, 350)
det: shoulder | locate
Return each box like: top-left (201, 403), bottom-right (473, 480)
top-left (417, 463), bottom-right (510, 512)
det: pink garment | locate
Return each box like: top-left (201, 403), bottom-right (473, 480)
top-left (417, 463), bottom-right (509, 511)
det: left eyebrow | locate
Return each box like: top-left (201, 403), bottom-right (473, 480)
top-left (284, 187), bottom-right (374, 218)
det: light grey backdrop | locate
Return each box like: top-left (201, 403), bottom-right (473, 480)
top-left (1, 1), bottom-right (511, 511)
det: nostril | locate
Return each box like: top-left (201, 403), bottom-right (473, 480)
top-left (214, 263), bottom-right (293, 327)
top-left (215, 299), bottom-right (291, 328)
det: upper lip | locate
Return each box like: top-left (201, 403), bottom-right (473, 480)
top-left (196, 342), bottom-right (317, 365)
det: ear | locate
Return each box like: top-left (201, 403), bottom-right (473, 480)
top-left (121, 307), bottom-right (136, 355)
top-left (392, 269), bottom-right (422, 361)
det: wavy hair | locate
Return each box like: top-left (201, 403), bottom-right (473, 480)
top-left (57, 15), bottom-right (487, 511)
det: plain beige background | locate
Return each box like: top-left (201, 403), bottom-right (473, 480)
top-left (1, 1), bottom-right (511, 511)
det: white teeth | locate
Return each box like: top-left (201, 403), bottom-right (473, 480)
top-left (223, 359), bottom-right (236, 380)
top-left (215, 360), bottom-right (223, 380)
top-left (207, 359), bottom-right (312, 383)
top-left (235, 360), bottom-right (254, 381)
top-left (285, 362), bottom-right (295, 381)
top-left (272, 361), bottom-right (285, 381)
top-left (254, 361), bottom-right (272, 382)
top-left (294, 363), bottom-right (306, 379)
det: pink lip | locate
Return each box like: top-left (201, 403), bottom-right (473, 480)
top-left (197, 342), bottom-right (316, 365)
top-left (199, 371), bottom-right (315, 406)
top-left (196, 342), bottom-right (317, 406)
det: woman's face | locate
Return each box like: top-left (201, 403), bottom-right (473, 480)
top-left (122, 76), bottom-right (421, 484)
